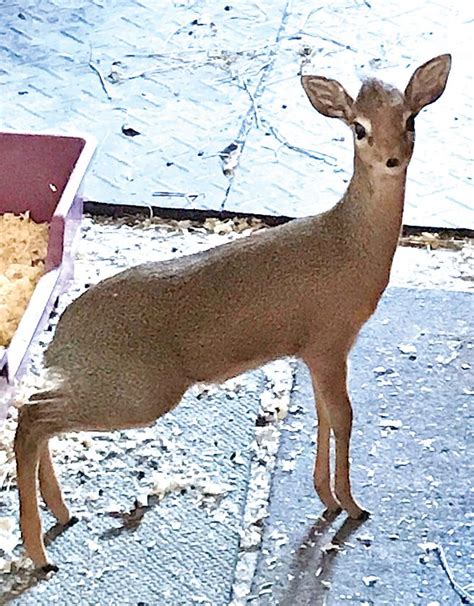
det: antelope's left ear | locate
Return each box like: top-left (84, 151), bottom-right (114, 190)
top-left (404, 54), bottom-right (452, 115)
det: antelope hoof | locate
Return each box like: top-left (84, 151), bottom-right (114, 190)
top-left (41, 563), bottom-right (59, 574)
top-left (355, 509), bottom-right (371, 521)
top-left (322, 506), bottom-right (342, 521)
top-left (63, 515), bottom-right (79, 529)
top-left (322, 499), bottom-right (342, 515)
top-left (347, 506), bottom-right (371, 521)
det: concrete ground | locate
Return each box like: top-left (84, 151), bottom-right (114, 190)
top-left (0, 216), bottom-right (472, 605)
top-left (251, 290), bottom-right (472, 606)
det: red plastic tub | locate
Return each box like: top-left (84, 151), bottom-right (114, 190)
top-left (0, 132), bottom-right (96, 420)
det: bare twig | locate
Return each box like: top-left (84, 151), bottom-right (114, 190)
top-left (421, 542), bottom-right (473, 603)
top-left (249, 1), bottom-right (268, 17)
top-left (300, 7), bottom-right (324, 31)
top-left (219, 142), bottom-right (242, 176)
top-left (240, 79), bottom-right (262, 128)
top-left (88, 49), bottom-right (112, 100)
top-left (164, 20), bottom-right (195, 45)
top-left (216, 62), bottom-right (272, 86)
top-left (119, 45), bottom-right (275, 84)
top-left (265, 124), bottom-right (337, 166)
top-left (434, 544), bottom-right (473, 603)
top-left (124, 50), bottom-right (205, 59)
top-left (282, 7), bottom-right (357, 52)
top-left (296, 32), bottom-right (356, 52)
top-left (125, 44), bottom-right (276, 60)
top-left (152, 191), bottom-right (200, 204)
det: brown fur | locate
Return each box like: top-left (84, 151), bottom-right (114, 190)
top-left (14, 54), bottom-right (451, 569)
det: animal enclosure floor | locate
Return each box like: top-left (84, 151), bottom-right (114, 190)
top-left (250, 289), bottom-right (472, 606)
top-left (0, 216), bottom-right (472, 605)
top-left (1, 0), bottom-right (472, 228)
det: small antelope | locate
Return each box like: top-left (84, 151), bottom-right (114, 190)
top-left (14, 54), bottom-right (451, 571)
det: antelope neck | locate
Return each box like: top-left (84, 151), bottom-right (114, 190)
top-left (344, 156), bottom-right (407, 231)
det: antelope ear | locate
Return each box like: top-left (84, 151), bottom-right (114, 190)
top-left (404, 54), bottom-right (452, 115)
top-left (301, 75), bottom-right (354, 123)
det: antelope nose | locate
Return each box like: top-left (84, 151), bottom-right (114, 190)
top-left (386, 157), bottom-right (400, 168)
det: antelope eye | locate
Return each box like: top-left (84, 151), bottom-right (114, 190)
top-left (406, 114), bottom-right (415, 132)
top-left (354, 122), bottom-right (366, 140)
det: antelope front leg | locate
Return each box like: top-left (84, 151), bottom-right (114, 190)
top-left (309, 356), bottom-right (369, 520)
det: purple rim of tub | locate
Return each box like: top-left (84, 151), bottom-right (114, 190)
top-left (0, 131), bottom-right (96, 420)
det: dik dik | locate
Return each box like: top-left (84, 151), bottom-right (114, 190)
top-left (15, 54), bottom-right (451, 571)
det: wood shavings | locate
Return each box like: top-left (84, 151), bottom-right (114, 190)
top-left (0, 557), bottom-right (13, 574)
top-left (321, 542), bottom-right (342, 554)
top-left (199, 480), bottom-right (234, 496)
top-left (190, 594), bottom-right (212, 605)
top-left (400, 231), bottom-right (469, 251)
top-left (229, 361), bottom-right (294, 605)
top-left (418, 438), bottom-right (436, 450)
top-left (362, 575), bottom-right (380, 587)
top-left (418, 541), bottom-right (439, 552)
top-left (202, 217), bottom-right (266, 236)
top-left (281, 459), bottom-right (296, 472)
top-left (219, 142), bottom-right (243, 176)
top-left (0, 516), bottom-right (18, 556)
top-left (379, 419), bottom-right (402, 430)
top-left (85, 538), bottom-right (101, 553)
top-left (320, 580), bottom-right (331, 590)
top-left (394, 459), bottom-right (410, 468)
top-left (356, 534), bottom-right (373, 547)
top-left (390, 242), bottom-right (474, 292)
top-left (268, 530), bottom-right (289, 549)
top-left (149, 472), bottom-right (195, 501)
top-left (230, 451), bottom-right (245, 466)
top-left (0, 212), bottom-right (49, 347)
top-left (138, 471), bottom-right (234, 508)
top-left (373, 366), bottom-right (391, 376)
top-left (398, 343), bottom-right (417, 356)
top-left (435, 351), bottom-right (459, 366)
top-left (0, 406), bottom-right (18, 489)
